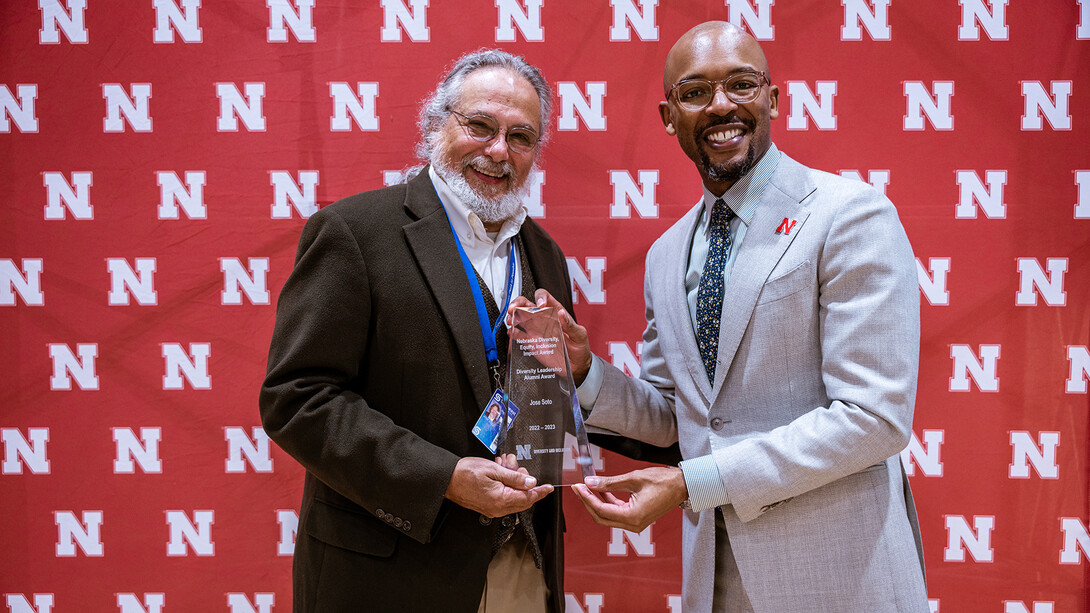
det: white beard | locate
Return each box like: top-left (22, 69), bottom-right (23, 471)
top-left (431, 142), bottom-right (531, 226)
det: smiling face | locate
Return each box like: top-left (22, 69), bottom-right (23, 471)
top-left (431, 67), bottom-right (542, 228)
top-left (659, 22), bottom-right (779, 194)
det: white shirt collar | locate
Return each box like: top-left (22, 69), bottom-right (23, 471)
top-left (428, 165), bottom-right (526, 247)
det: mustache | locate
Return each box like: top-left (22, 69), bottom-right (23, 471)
top-left (463, 155), bottom-right (514, 178)
top-left (695, 114), bottom-right (754, 137)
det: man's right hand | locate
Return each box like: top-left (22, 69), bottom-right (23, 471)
top-left (507, 289), bottom-right (593, 385)
top-left (444, 457), bottom-right (554, 518)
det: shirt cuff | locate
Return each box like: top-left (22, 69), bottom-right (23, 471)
top-left (679, 454), bottom-right (730, 513)
top-left (575, 354), bottom-right (605, 411)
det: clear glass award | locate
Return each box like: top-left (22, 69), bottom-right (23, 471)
top-left (500, 306), bottom-right (597, 486)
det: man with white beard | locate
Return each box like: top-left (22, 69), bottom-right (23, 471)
top-left (260, 50), bottom-right (573, 612)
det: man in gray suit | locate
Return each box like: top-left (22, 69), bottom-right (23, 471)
top-left (522, 21), bottom-right (929, 612)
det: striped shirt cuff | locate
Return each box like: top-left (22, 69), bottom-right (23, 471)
top-left (576, 354), bottom-right (605, 411)
top-left (679, 454), bottom-right (730, 513)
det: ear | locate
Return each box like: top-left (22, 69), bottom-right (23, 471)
top-left (767, 84), bottom-right (780, 120)
top-left (659, 101), bottom-right (676, 135)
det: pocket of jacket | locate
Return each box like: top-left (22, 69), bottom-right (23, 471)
top-left (305, 498), bottom-right (399, 558)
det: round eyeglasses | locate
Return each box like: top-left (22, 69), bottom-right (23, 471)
top-left (447, 108), bottom-right (540, 154)
top-left (667, 71), bottom-right (768, 111)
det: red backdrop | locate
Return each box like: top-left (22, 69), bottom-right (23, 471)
top-left (2, 1), bottom-right (1088, 612)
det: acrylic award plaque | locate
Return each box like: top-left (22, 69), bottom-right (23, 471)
top-left (500, 306), bottom-right (597, 486)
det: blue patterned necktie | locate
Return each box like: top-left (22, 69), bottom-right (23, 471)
top-left (696, 198), bottom-right (735, 383)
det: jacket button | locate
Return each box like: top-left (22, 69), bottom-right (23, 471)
top-left (375, 508), bottom-right (385, 519)
top-left (501, 515), bottom-right (515, 528)
top-left (710, 417), bottom-right (725, 430)
top-left (402, 521), bottom-right (411, 531)
top-left (393, 518), bottom-right (403, 528)
top-left (479, 515), bottom-right (492, 526)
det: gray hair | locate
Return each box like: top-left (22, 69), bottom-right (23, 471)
top-left (414, 48), bottom-right (552, 165)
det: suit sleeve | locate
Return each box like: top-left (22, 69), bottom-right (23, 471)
top-left (718, 187), bottom-right (920, 523)
top-left (585, 244), bottom-right (681, 448)
top-left (259, 207), bottom-right (460, 544)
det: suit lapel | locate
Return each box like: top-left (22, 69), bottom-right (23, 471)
top-left (401, 168), bottom-right (495, 413)
top-left (662, 204), bottom-right (717, 403)
top-left (711, 157), bottom-right (813, 396)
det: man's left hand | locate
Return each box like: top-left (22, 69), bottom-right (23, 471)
top-left (571, 466), bottom-right (688, 532)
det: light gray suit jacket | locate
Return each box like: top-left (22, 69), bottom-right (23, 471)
top-left (587, 152), bottom-right (929, 612)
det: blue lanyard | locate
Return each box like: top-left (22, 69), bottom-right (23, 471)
top-left (443, 210), bottom-right (518, 367)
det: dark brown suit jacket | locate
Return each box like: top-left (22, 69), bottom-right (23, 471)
top-left (260, 168), bottom-right (572, 612)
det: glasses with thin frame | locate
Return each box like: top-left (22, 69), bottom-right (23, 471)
top-left (667, 71), bottom-right (768, 111)
top-left (447, 108), bottom-right (539, 154)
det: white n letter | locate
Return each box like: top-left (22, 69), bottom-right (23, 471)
top-left (841, 0), bottom-right (891, 41)
top-left (166, 510), bottom-right (215, 555)
top-left (43, 171), bottom-right (94, 220)
top-left (117, 594), bottom-right (165, 613)
top-left (157, 170), bottom-right (207, 219)
top-left (786, 81), bottom-right (837, 130)
top-left (2, 428), bottom-right (51, 474)
top-left (958, 0), bottom-right (1009, 41)
top-left (1009, 431), bottom-right (1059, 479)
top-left (839, 169), bottom-right (890, 195)
top-left (49, 343), bottom-right (99, 390)
top-left (557, 82), bottom-right (607, 131)
top-left (270, 171), bottom-right (320, 218)
top-left (162, 342), bottom-right (212, 390)
top-left (5, 594), bottom-right (55, 613)
top-left (107, 257), bottom-right (158, 306)
top-left (153, 0), bottom-right (202, 43)
top-left (495, 0), bottom-right (544, 42)
top-left (949, 344), bottom-right (1000, 392)
top-left (943, 515), bottom-right (994, 562)
top-left (267, 0), bottom-right (316, 43)
top-left (609, 0), bottom-right (658, 41)
top-left (216, 83), bottom-right (266, 132)
top-left (725, 0), bottom-right (774, 40)
top-left (955, 170), bottom-right (1006, 219)
top-left (1067, 346), bottom-right (1090, 393)
top-left (330, 82), bottom-right (379, 131)
top-left (1021, 81), bottom-right (1073, 131)
top-left (1, 84), bottom-right (39, 133)
top-left (1076, 170), bottom-right (1090, 219)
top-left (1060, 517), bottom-right (1090, 563)
top-left (608, 341), bottom-right (643, 377)
top-left (568, 257), bottom-right (606, 304)
top-left (607, 526), bottom-right (655, 556)
top-left (916, 257), bottom-right (950, 306)
top-left (225, 426), bottom-right (273, 473)
top-left (39, 0), bottom-right (88, 44)
top-left (102, 83), bottom-right (153, 132)
top-left (277, 509), bottom-right (298, 556)
top-left (55, 510), bottom-right (104, 556)
top-left (609, 170), bottom-right (659, 218)
top-left (1080, 0), bottom-right (1090, 39)
top-left (113, 427), bottom-right (163, 474)
top-left (904, 81), bottom-right (954, 131)
top-left (1015, 258), bottom-right (1067, 306)
top-left (1, 259), bottom-right (45, 306)
top-left (380, 0), bottom-right (429, 42)
top-left (564, 594), bottom-right (604, 613)
top-left (901, 429), bottom-right (943, 477)
top-left (226, 593), bottom-right (275, 613)
top-left (221, 258), bottom-right (270, 305)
